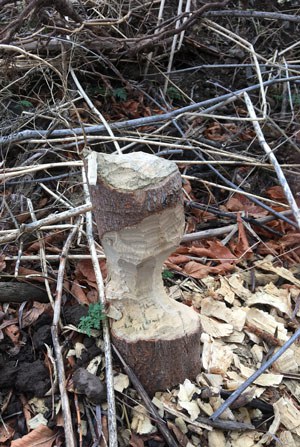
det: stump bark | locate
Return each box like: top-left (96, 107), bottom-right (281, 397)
top-left (87, 151), bottom-right (201, 395)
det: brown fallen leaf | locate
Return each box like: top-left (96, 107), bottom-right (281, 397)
top-left (129, 432), bottom-right (145, 447)
top-left (75, 259), bottom-right (107, 282)
top-left (188, 240), bottom-right (237, 263)
top-left (18, 267), bottom-right (46, 283)
top-left (4, 324), bottom-right (20, 345)
top-left (71, 279), bottom-right (89, 305)
top-left (21, 302), bottom-right (50, 328)
top-left (225, 193), bottom-right (267, 218)
top-left (184, 261), bottom-right (235, 279)
top-left (230, 214), bottom-right (253, 259)
top-left (0, 423), bottom-right (14, 443)
top-left (10, 424), bottom-right (56, 447)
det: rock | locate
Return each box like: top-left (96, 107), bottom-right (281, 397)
top-left (72, 368), bottom-right (106, 404)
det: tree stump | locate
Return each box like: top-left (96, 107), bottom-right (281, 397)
top-left (87, 151), bottom-right (201, 395)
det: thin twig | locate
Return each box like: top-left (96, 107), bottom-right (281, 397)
top-left (182, 175), bottom-right (297, 228)
top-left (3, 254), bottom-right (105, 261)
top-left (0, 44), bottom-right (65, 85)
top-left (0, 203), bottom-right (93, 245)
top-left (82, 167), bottom-right (118, 447)
top-left (181, 210), bottom-right (293, 242)
top-left (244, 92), bottom-right (300, 229)
top-left (52, 219), bottom-right (81, 447)
top-left (26, 198), bottom-right (54, 306)
top-left (0, 161), bottom-right (82, 181)
top-left (203, 19), bottom-right (266, 116)
top-left (70, 68), bottom-right (122, 155)
top-left (205, 9), bottom-right (300, 23)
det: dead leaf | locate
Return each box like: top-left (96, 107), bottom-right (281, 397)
top-left (18, 267), bottom-right (45, 282)
top-left (0, 424), bottom-right (15, 443)
top-left (167, 421), bottom-right (190, 446)
top-left (4, 324), bottom-right (20, 344)
top-left (0, 255), bottom-right (6, 272)
top-left (266, 186), bottom-right (286, 201)
top-left (71, 280), bottom-right (89, 305)
top-left (21, 302), bottom-right (50, 328)
top-left (231, 214), bottom-right (253, 259)
top-left (184, 261), bottom-right (235, 279)
top-left (188, 240), bottom-right (237, 263)
top-left (75, 259), bottom-right (107, 283)
top-left (10, 424), bottom-right (56, 447)
top-left (129, 432), bottom-right (145, 447)
top-left (167, 254), bottom-right (191, 265)
top-left (26, 232), bottom-right (65, 253)
top-left (225, 194), bottom-right (267, 218)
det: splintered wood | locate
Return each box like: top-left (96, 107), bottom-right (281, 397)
top-left (87, 151), bottom-right (201, 395)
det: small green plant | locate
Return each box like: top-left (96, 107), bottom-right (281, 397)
top-left (19, 99), bottom-right (33, 108)
top-left (86, 85), bottom-right (127, 101)
top-left (112, 87), bottom-right (127, 101)
top-left (166, 86), bottom-right (183, 101)
top-left (78, 303), bottom-right (106, 336)
top-left (162, 269), bottom-right (174, 279)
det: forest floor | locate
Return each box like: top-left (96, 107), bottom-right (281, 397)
top-left (1, 0), bottom-right (300, 446)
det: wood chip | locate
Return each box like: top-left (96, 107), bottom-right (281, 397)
top-left (245, 307), bottom-right (288, 342)
top-left (284, 380), bottom-right (300, 405)
top-left (246, 282), bottom-right (292, 315)
top-left (279, 430), bottom-right (297, 447)
top-left (208, 430), bottom-right (226, 447)
top-left (273, 397), bottom-right (300, 436)
top-left (201, 297), bottom-right (246, 331)
top-left (215, 277), bottom-right (235, 304)
top-left (200, 315), bottom-right (233, 338)
top-left (227, 274), bottom-right (252, 301)
top-left (201, 333), bottom-right (234, 374)
top-left (239, 364), bottom-right (283, 387)
top-left (255, 259), bottom-right (300, 288)
top-left (210, 396), bottom-right (235, 421)
top-left (229, 431), bottom-right (262, 447)
top-left (272, 347), bottom-right (299, 373)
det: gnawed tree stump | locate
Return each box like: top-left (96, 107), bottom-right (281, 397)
top-left (87, 151), bottom-right (201, 395)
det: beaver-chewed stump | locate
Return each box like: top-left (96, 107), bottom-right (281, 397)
top-left (86, 151), bottom-right (201, 395)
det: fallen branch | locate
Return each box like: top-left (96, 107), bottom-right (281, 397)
top-left (205, 9), bottom-right (300, 23)
top-left (1, 76), bottom-right (300, 146)
top-left (0, 282), bottom-right (48, 303)
top-left (0, 203), bottom-right (92, 245)
top-left (182, 210), bottom-right (293, 242)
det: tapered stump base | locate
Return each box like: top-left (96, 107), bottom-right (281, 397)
top-left (112, 329), bottom-right (201, 396)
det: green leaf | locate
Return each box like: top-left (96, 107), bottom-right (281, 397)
top-left (78, 302), bottom-right (106, 337)
top-left (19, 100), bottom-right (33, 108)
top-left (162, 269), bottom-right (174, 279)
top-left (112, 88), bottom-right (127, 101)
top-left (166, 87), bottom-right (183, 101)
